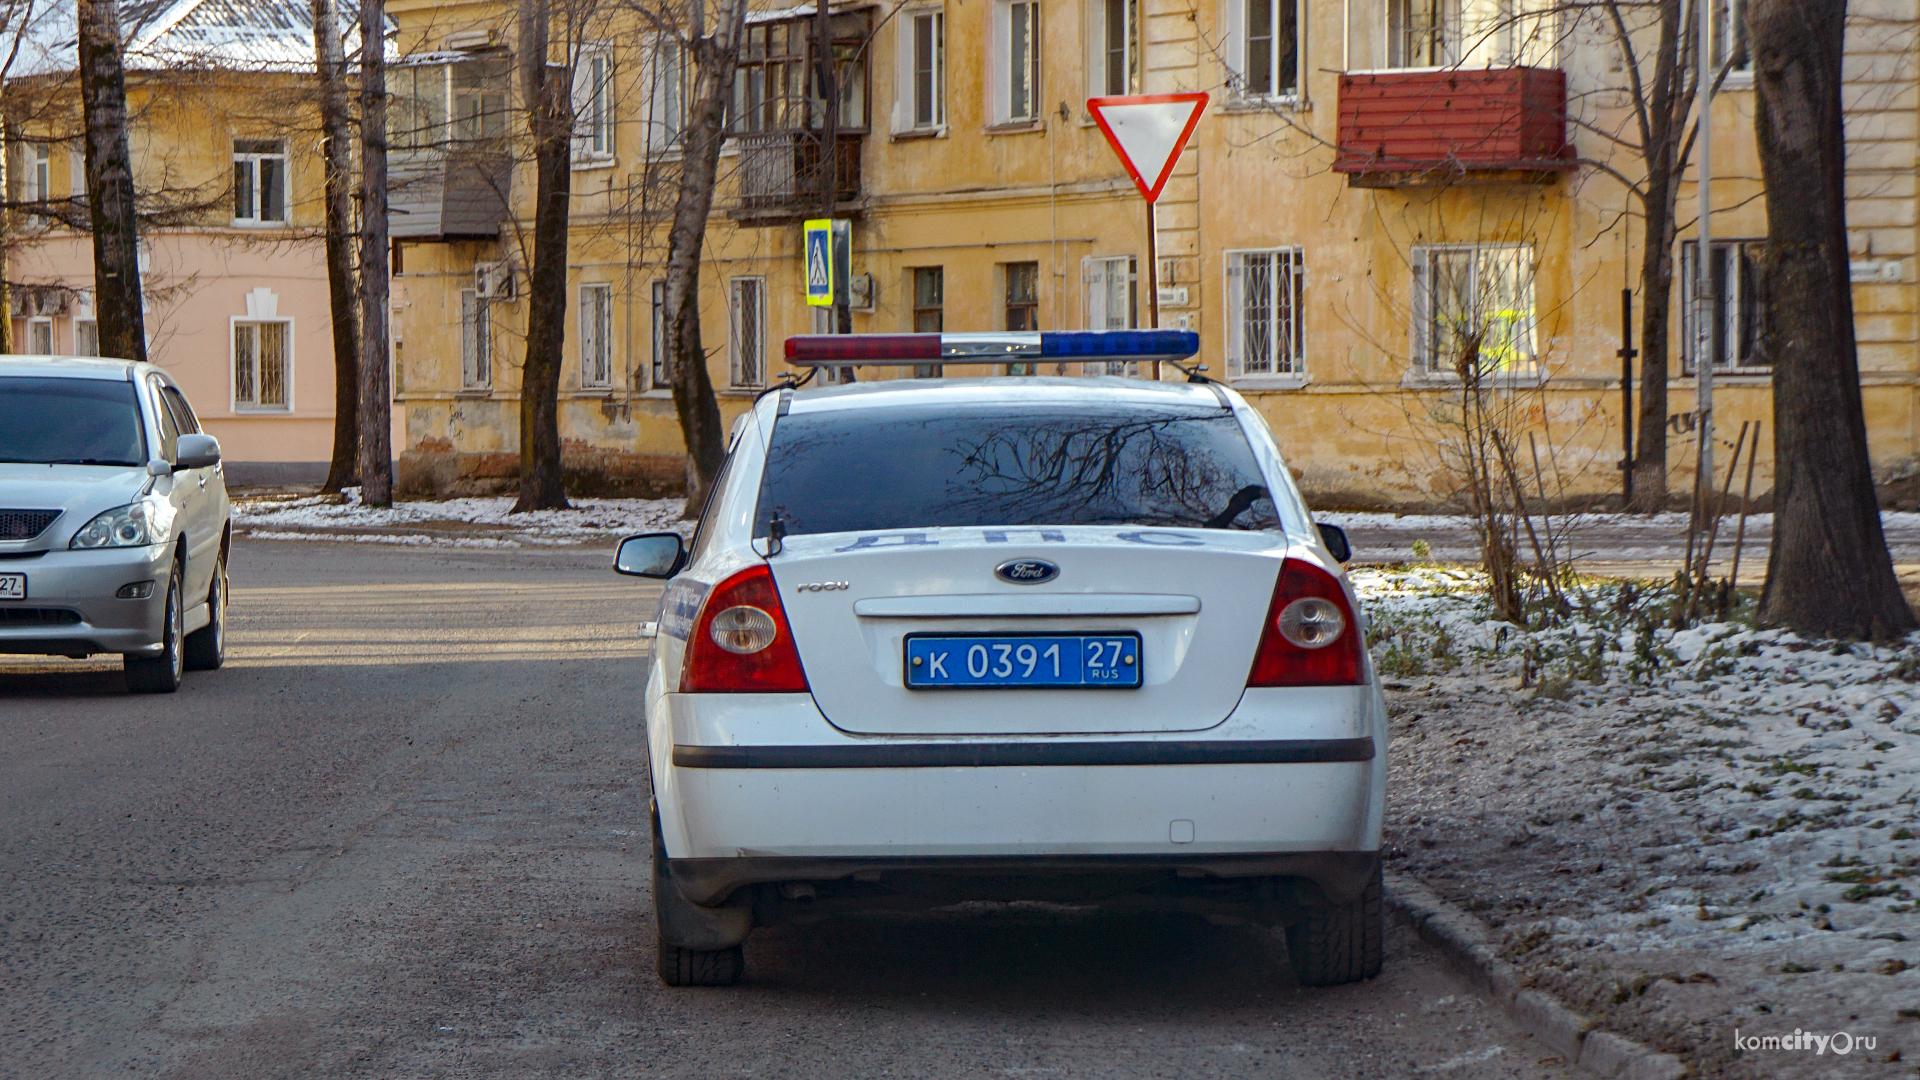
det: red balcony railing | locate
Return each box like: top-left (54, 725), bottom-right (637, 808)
top-left (1335, 67), bottom-right (1574, 186)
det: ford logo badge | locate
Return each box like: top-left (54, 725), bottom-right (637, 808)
top-left (995, 559), bottom-right (1059, 585)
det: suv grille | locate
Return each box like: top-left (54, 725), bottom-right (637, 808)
top-left (0, 509), bottom-right (61, 541)
top-left (0, 607), bottom-right (81, 626)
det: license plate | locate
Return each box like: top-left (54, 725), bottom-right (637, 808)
top-left (904, 633), bottom-right (1142, 689)
top-left (0, 573), bottom-right (23, 601)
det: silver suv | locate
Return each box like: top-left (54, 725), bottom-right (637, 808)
top-left (0, 357), bottom-right (231, 692)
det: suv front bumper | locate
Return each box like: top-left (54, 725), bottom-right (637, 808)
top-left (0, 544), bottom-right (175, 657)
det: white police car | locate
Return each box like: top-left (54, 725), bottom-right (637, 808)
top-left (616, 331), bottom-right (1384, 988)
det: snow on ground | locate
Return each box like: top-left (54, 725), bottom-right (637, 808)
top-left (232, 490), bottom-right (692, 545)
top-left (1358, 567), bottom-right (1920, 1077)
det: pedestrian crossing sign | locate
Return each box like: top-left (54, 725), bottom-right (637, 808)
top-left (804, 219), bottom-right (834, 306)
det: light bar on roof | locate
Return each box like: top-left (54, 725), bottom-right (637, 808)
top-left (783, 330), bottom-right (1200, 367)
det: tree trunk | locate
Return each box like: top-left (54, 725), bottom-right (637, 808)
top-left (512, 1), bottom-right (573, 513)
top-left (665, 0), bottom-right (750, 516)
top-left (1626, 0), bottom-right (1687, 512)
top-left (315, 0), bottom-right (361, 493)
top-left (357, 0), bottom-right (394, 506)
top-left (76, 0), bottom-right (146, 365)
top-left (1751, 0), bottom-right (1916, 639)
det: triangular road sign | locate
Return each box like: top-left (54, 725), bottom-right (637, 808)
top-left (1086, 93), bottom-right (1209, 204)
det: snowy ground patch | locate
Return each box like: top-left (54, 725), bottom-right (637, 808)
top-left (232, 490), bottom-right (692, 546)
top-left (1358, 567), bottom-right (1920, 1077)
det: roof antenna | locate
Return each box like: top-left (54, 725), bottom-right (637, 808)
top-left (766, 510), bottom-right (787, 557)
top-left (1168, 360), bottom-right (1212, 384)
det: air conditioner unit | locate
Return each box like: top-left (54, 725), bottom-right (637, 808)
top-left (474, 261), bottom-right (515, 301)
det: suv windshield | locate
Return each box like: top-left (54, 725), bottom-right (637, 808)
top-left (0, 377), bottom-right (146, 466)
top-left (756, 402), bottom-right (1280, 537)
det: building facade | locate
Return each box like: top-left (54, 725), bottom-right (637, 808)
top-left (384, 0), bottom-right (1920, 508)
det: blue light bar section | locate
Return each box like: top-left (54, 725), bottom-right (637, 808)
top-left (1039, 330), bottom-right (1199, 361)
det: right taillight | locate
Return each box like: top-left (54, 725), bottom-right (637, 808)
top-left (680, 564), bottom-right (811, 693)
top-left (1246, 558), bottom-right (1366, 687)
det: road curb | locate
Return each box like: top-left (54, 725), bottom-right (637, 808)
top-left (1384, 870), bottom-right (1689, 1080)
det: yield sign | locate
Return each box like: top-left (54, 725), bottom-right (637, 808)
top-left (1086, 93), bottom-right (1209, 204)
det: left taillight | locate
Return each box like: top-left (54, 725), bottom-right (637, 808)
top-left (680, 564), bottom-right (810, 693)
top-left (1245, 557), bottom-right (1367, 687)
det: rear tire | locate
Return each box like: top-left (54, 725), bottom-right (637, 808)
top-left (1285, 863), bottom-right (1384, 987)
top-left (183, 553), bottom-right (226, 671)
top-left (124, 563), bottom-right (184, 694)
top-left (652, 808), bottom-right (745, 987)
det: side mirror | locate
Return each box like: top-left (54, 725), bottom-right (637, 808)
top-left (615, 532), bottom-right (687, 578)
top-left (174, 433), bottom-right (221, 471)
top-left (146, 460), bottom-right (170, 477)
top-left (1316, 522), bottom-right (1352, 563)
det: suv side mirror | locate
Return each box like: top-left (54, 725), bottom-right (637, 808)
top-left (174, 433), bottom-right (221, 471)
top-left (1316, 522), bottom-right (1352, 563)
top-left (615, 532), bottom-right (687, 578)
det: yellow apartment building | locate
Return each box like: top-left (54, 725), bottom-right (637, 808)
top-left (4, 0), bottom-right (353, 485)
top-left (385, 0), bottom-right (1920, 507)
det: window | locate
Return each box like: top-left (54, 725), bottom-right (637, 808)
top-left (1711, 0), bottom-right (1750, 74)
top-left (1225, 248), bottom-right (1305, 380)
top-left (0, 378), bottom-right (143, 466)
top-left (24, 143), bottom-right (48, 204)
top-left (68, 150), bottom-right (85, 200)
top-left (1681, 239), bottom-right (1767, 372)
top-left (912, 267), bottom-right (943, 377)
top-left (574, 49), bottom-right (614, 160)
top-left (753, 404), bottom-right (1282, 538)
top-left (1003, 262), bottom-right (1040, 375)
top-left (1410, 245), bottom-right (1537, 377)
top-left (733, 22), bottom-right (806, 132)
top-left (75, 320), bottom-right (98, 357)
top-left (900, 9), bottom-right (945, 130)
top-left (1083, 255), bottom-right (1136, 376)
top-left (461, 288), bottom-right (492, 389)
top-left (649, 280), bottom-right (670, 388)
top-left (993, 0), bottom-right (1041, 124)
top-left (390, 64), bottom-right (448, 150)
top-left (645, 36), bottom-right (685, 151)
top-left (26, 317), bottom-right (51, 354)
top-left (233, 320), bottom-right (290, 409)
top-left (579, 283), bottom-right (614, 388)
top-left (729, 277), bottom-right (765, 388)
top-left (1232, 0), bottom-right (1296, 97)
top-left (452, 56), bottom-right (511, 143)
top-left (161, 386), bottom-right (201, 435)
top-left (1386, 0), bottom-right (1554, 68)
top-left (1089, 0), bottom-right (1137, 97)
top-left (233, 140), bottom-right (287, 224)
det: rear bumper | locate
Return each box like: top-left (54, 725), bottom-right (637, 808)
top-left (668, 849), bottom-right (1382, 907)
top-left (0, 544), bottom-right (175, 656)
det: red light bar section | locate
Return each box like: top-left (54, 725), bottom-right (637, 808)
top-left (785, 334), bottom-right (942, 365)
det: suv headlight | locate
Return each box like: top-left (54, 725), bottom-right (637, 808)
top-left (69, 499), bottom-right (175, 550)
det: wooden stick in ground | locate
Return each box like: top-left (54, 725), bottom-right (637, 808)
top-left (1691, 421), bottom-right (1749, 618)
top-left (1728, 420), bottom-right (1762, 596)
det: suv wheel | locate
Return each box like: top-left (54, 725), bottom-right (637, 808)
top-left (184, 553), bottom-right (226, 671)
top-left (1285, 863), bottom-right (1384, 987)
top-left (652, 809), bottom-right (745, 986)
top-left (124, 561), bottom-right (184, 694)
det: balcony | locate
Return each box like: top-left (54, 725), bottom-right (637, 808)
top-left (1334, 67), bottom-right (1573, 187)
top-left (389, 149), bottom-right (513, 240)
top-left (731, 130), bottom-right (863, 225)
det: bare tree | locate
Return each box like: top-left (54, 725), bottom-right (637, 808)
top-left (358, 0), bottom-right (393, 505)
top-left (315, 0), bottom-right (361, 493)
top-left (662, 0), bottom-right (749, 512)
top-left (1750, 0), bottom-right (1914, 639)
top-left (76, 0), bottom-right (146, 364)
top-left (510, 0), bottom-right (576, 512)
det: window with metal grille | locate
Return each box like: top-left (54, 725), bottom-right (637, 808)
top-left (232, 140), bottom-right (287, 224)
top-left (233, 320), bottom-right (290, 409)
top-left (1681, 239), bottom-right (1768, 372)
top-left (579, 283), bottom-right (614, 388)
top-left (729, 277), bottom-right (765, 388)
top-left (1409, 244), bottom-right (1537, 377)
top-left (1225, 248), bottom-right (1304, 380)
top-left (461, 288), bottom-right (492, 389)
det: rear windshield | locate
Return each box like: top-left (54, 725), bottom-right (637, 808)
top-left (0, 377), bottom-right (145, 466)
top-left (756, 402), bottom-right (1280, 537)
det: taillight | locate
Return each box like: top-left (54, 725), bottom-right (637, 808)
top-left (1246, 558), bottom-right (1366, 687)
top-left (680, 565), bottom-right (811, 693)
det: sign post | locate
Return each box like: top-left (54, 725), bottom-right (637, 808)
top-left (1086, 92), bottom-right (1208, 377)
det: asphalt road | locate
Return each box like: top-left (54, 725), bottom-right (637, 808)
top-left (1, 539), bottom-right (1573, 1079)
